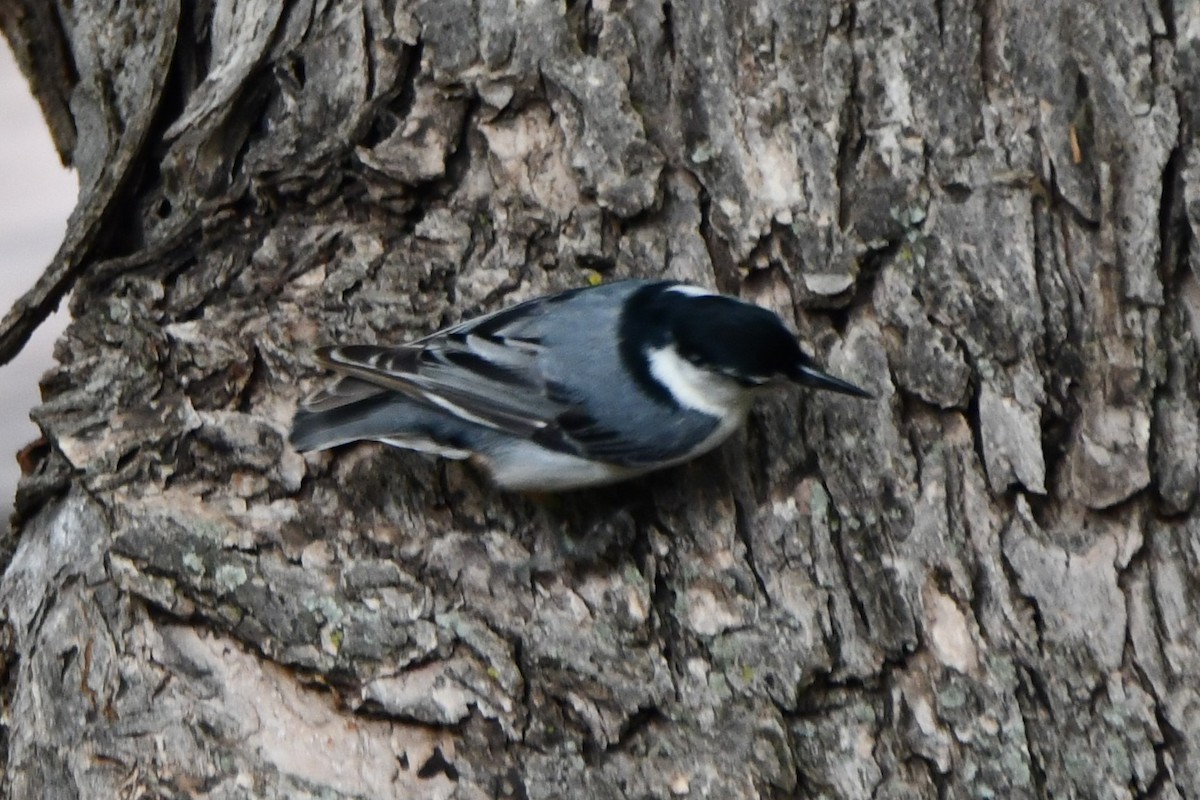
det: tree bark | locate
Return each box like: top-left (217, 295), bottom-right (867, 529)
top-left (2, 0), bottom-right (1198, 797)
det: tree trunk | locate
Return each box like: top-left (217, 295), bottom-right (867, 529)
top-left (2, 0), bottom-right (1198, 797)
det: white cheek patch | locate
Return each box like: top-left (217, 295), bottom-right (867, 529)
top-left (646, 345), bottom-right (748, 417)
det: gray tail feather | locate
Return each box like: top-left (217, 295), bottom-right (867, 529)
top-left (289, 393), bottom-right (402, 452)
top-left (289, 393), bottom-right (482, 458)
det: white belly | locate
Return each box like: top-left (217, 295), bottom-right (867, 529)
top-left (481, 411), bottom-right (746, 492)
top-left (483, 440), bottom-right (642, 491)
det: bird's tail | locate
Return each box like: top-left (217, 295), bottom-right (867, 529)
top-left (289, 392), bottom-right (397, 451)
top-left (289, 391), bottom-right (475, 460)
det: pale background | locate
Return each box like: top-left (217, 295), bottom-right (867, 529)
top-left (0, 41), bottom-right (77, 521)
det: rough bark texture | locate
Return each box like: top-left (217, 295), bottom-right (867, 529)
top-left (2, 0), bottom-right (1199, 798)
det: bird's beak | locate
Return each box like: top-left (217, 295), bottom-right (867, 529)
top-left (791, 363), bottom-right (874, 399)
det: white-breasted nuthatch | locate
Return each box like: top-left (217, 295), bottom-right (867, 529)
top-left (291, 279), bottom-right (872, 490)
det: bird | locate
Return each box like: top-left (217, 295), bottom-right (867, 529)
top-left (290, 279), bottom-right (872, 491)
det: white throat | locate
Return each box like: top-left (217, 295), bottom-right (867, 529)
top-left (646, 345), bottom-right (752, 419)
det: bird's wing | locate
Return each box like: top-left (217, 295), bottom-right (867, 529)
top-left (314, 327), bottom-right (560, 440)
top-left (307, 287), bottom-right (691, 466)
top-left (307, 288), bottom-right (585, 437)
top-left (299, 374), bottom-right (388, 412)
top-left (530, 401), bottom-right (693, 466)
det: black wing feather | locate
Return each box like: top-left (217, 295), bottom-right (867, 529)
top-left (303, 289), bottom-right (654, 463)
top-left (300, 282), bottom-right (697, 466)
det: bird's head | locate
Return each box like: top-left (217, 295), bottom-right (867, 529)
top-left (621, 284), bottom-right (872, 416)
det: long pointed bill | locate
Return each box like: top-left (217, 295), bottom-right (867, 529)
top-left (792, 363), bottom-right (874, 399)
